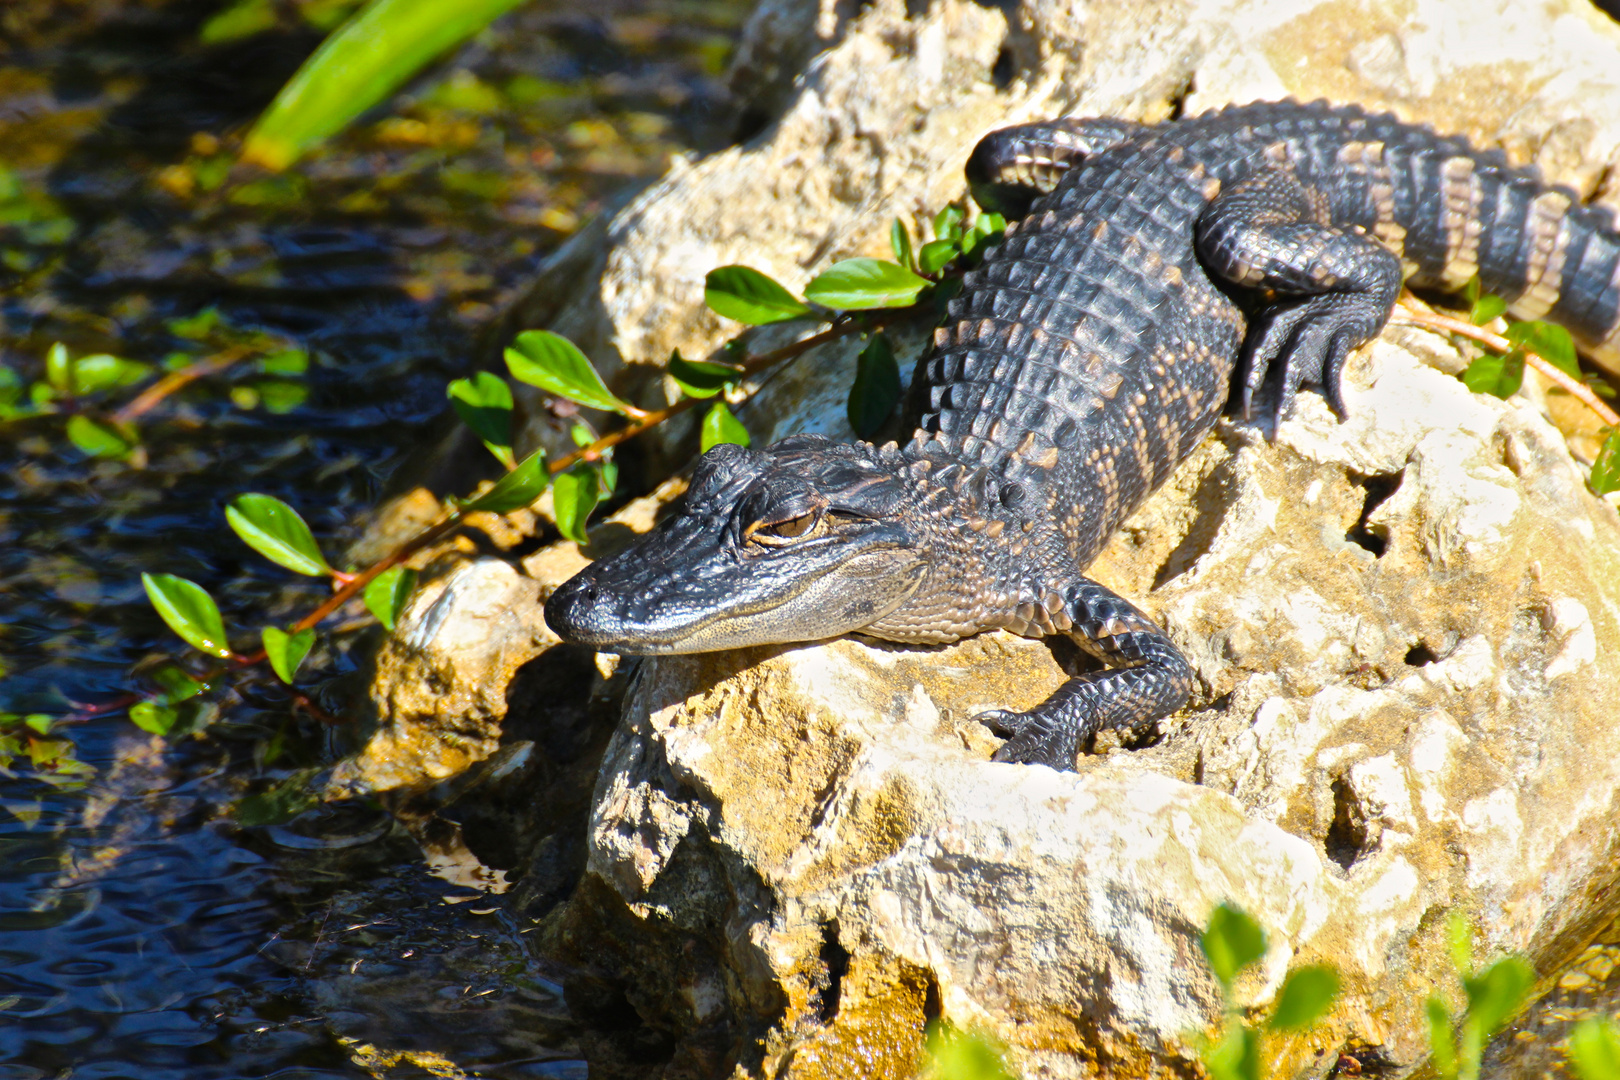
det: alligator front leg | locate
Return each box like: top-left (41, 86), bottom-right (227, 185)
top-left (976, 580), bottom-right (1193, 769)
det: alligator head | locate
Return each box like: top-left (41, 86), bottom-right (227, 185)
top-left (544, 436), bottom-right (934, 654)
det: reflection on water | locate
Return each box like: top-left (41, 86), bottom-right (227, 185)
top-left (0, 0), bottom-right (747, 1073)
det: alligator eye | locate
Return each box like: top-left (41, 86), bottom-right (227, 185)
top-left (747, 511), bottom-right (823, 546)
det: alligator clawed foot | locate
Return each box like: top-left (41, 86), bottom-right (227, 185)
top-left (974, 709), bottom-right (1078, 770)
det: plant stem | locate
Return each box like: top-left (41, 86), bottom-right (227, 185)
top-left (112, 346), bottom-right (252, 426)
top-left (1391, 302), bottom-right (1620, 428)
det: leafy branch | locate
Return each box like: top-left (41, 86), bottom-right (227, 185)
top-left (124, 208), bottom-right (1001, 737)
top-left (1393, 284), bottom-right (1620, 495)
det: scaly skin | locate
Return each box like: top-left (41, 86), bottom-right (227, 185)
top-left (546, 99), bottom-right (1620, 770)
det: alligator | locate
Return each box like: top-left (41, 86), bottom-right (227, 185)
top-left (545, 99), bottom-right (1620, 770)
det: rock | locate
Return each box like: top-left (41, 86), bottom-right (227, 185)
top-left (486, 0), bottom-right (1620, 1074)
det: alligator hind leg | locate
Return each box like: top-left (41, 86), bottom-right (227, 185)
top-left (1196, 166), bottom-right (1402, 420)
top-left (976, 580), bottom-right (1193, 769)
top-left (966, 117), bottom-right (1143, 219)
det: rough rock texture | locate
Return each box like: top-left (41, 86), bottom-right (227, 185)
top-left (357, 0), bottom-right (1620, 1075)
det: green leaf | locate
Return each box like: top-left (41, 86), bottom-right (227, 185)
top-left (364, 566), bottom-right (417, 631)
top-left (552, 466), bottom-right (601, 544)
top-left (1471, 293), bottom-right (1507, 326)
top-left (961, 211), bottom-right (1007, 256)
top-left (72, 354), bottom-right (152, 395)
top-left (129, 701), bottom-right (179, 736)
top-left (1202, 903), bottom-right (1267, 989)
top-left (922, 1024), bottom-right (1015, 1080)
top-left (1268, 965), bottom-right (1341, 1031)
top-left (225, 494), bottom-right (331, 577)
top-left (460, 446), bottom-right (548, 513)
top-left (151, 665), bottom-right (208, 704)
top-left (847, 332), bottom-right (901, 438)
top-left (66, 415), bottom-right (132, 459)
top-left (1590, 426), bottom-right (1620, 495)
top-left (668, 349), bottom-right (739, 399)
top-left (1427, 996), bottom-right (1459, 1080)
top-left (505, 330), bottom-right (633, 415)
top-left (596, 457), bottom-right (618, 498)
top-left (804, 258), bottom-right (930, 310)
top-left (917, 238), bottom-right (960, 275)
top-left (143, 573), bottom-right (232, 658)
top-left (241, 0), bottom-right (530, 170)
top-left (1567, 1017), bottom-right (1620, 1080)
top-left (1202, 1021), bottom-right (1261, 1080)
top-left (200, 0), bottom-right (278, 43)
top-left (45, 342), bottom-right (71, 394)
top-left (259, 348), bottom-right (310, 375)
top-left (700, 400), bottom-right (750, 452)
top-left (447, 371), bottom-right (515, 465)
top-left (1448, 913), bottom-right (1474, 976)
top-left (1461, 956), bottom-right (1532, 1037)
top-left (1506, 320), bottom-right (1579, 379)
top-left (166, 307), bottom-right (222, 340)
top-left (1460, 349), bottom-right (1525, 399)
top-left (890, 218), bottom-right (915, 272)
top-left (934, 204), bottom-right (965, 244)
top-left (255, 380), bottom-right (309, 414)
top-left (23, 715), bottom-right (51, 736)
top-left (262, 626), bottom-right (316, 684)
top-left (703, 265), bottom-right (812, 325)
top-left (234, 769), bottom-right (321, 827)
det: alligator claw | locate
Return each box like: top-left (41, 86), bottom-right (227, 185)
top-left (975, 708), bottom-right (1078, 769)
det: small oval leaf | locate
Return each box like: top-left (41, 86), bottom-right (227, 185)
top-left (700, 400), bottom-right (750, 452)
top-left (1460, 350), bottom-right (1524, 399)
top-left (703, 265), bottom-right (811, 325)
top-left (847, 333), bottom-right (901, 438)
top-left (667, 350), bottom-right (739, 399)
top-left (225, 494), bottom-right (331, 577)
top-left (460, 447), bottom-right (548, 514)
top-left (447, 371), bottom-right (514, 458)
top-left (1590, 426), bottom-right (1620, 495)
top-left (45, 342), bottom-right (72, 394)
top-left (804, 258), bottom-right (930, 310)
top-left (129, 701), bottom-right (179, 736)
top-left (505, 330), bottom-right (633, 415)
top-left (890, 218), bottom-right (915, 272)
top-left (1470, 293), bottom-right (1507, 326)
top-left (1268, 965), bottom-right (1341, 1031)
top-left (1567, 1017), bottom-right (1620, 1080)
top-left (1201, 903), bottom-right (1267, 989)
top-left (552, 466), bottom-right (601, 544)
top-left (1506, 320), bottom-right (1579, 379)
top-left (933, 204), bottom-right (965, 244)
top-left (364, 566), bottom-right (418, 631)
top-left (1461, 956), bottom-right (1533, 1036)
top-left (142, 572), bottom-right (232, 658)
top-left (66, 415), bottom-right (133, 459)
top-left (262, 626), bottom-right (316, 684)
top-left (73, 354), bottom-right (152, 395)
top-left (917, 238), bottom-right (960, 275)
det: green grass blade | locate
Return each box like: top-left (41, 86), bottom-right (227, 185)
top-left (241, 0), bottom-right (530, 170)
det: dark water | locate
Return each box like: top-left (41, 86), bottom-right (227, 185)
top-left (0, 0), bottom-right (746, 1073)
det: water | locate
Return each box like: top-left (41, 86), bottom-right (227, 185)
top-left (0, 0), bottom-right (747, 1073)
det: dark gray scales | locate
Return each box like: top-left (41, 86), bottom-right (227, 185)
top-left (546, 100), bottom-right (1620, 771)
